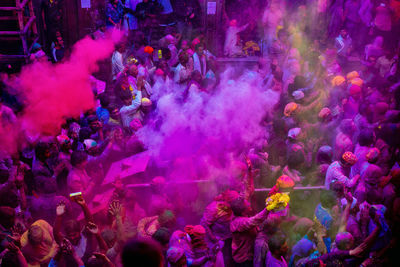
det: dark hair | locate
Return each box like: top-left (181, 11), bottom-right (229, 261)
top-left (79, 127), bottom-right (92, 142)
top-left (0, 189), bottom-right (19, 208)
top-left (99, 94), bottom-right (110, 108)
top-left (230, 198), bottom-right (246, 216)
top-left (158, 210), bottom-right (176, 228)
top-left (70, 151), bottom-right (88, 167)
top-left (35, 142), bottom-right (50, 160)
top-left (0, 206), bottom-right (15, 229)
top-left (87, 115), bottom-right (99, 124)
top-left (195, 43), bottom-right (204, 51)
top-left (287, 151), bottom-right (305, 169)
top-left (268, 231), bottom-right (286, 253)
top-left (358, 129), bottom-right (374, 147)
top-left (152, 227), bottom-right (171, 246)
top-left (64, 219), bottom-right (81, 234)
top-left (121, 238), bottom-right (163, 267)
top-left (1, 251), bottom-right (19, 267)
top-left (86, 256), bottom-right (106, 267)
top-left (320, 190), bottom-right (337, 209)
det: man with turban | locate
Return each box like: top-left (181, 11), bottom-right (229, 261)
top-left (325, 152), bottom-right (360, 189)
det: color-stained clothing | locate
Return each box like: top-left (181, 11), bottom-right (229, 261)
top-left (230, 209), bottom-right (268, 263)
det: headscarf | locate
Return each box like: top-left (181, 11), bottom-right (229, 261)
top-left (342, 151), bottom-right (358, 165)
top-left (318, 107), bottom-right (331, 120)
top-left (284, 102), bottom-right (298, 117)
top-left (349, 84), bottom-right (361, 96)
top-left (292, 90), bottom-right (305, 100)
top-left (288, 128), bottom-right (301, 139)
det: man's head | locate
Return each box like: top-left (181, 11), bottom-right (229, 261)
top-left (331, 181), bottom-right (345, 199)
top-left (320, 190), bottom-right (337, 210)
top-left (28, 225), bottom-right (44, 246)
top-left (35, 142), bottom-right (51, 162)
top-left (181, 40), bottom-right (189, 50)
top-left (129, 65), bottom-right (138, 77)
top-left (195, 43), bottom-right (204, 56)
top-left (230, 197), bottom-right (247, 217)
top-left (335, 232), bottom-right (354, 250)
top-left (158, 210), bottom-right (176, 229)
top-left (70, 150), bottom-right (88, 169)
top-left (0, 206), bottom-right (15, 229)
top-left (87, 115), bottom-right (100, 132)
top-left (65, 220), bottom-right (82, 246)
top-left (268, 231), bottom-right (288, 257)
top-left (98, 94), bottom-right (110, 108)
top-left (121, 93), bottom-right (133, 106)
top-left (178, 52), bottom-right (189, 65)
top-left (340, 29), bottom-right (348, 38)
top-left (358, 129), bottom-right (375, 147)
top-left (277, 29), bottom-right (289, 43)
top-left (109, 104), bottom-right (120, 120)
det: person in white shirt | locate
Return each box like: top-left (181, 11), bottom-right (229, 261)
top-left (192, 43), bottom-right (207, 78)
top-left (174, 52), bottom-right (192, 84)
top-left (119, 78), bottom-right (143, 128)
top-left (112, 43), bottom-right (126, 81)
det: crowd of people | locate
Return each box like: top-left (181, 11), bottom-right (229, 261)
top-left (1, 0), bottom-right (400, 266)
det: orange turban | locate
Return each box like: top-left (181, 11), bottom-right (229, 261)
top-left (276, 175), bottom-right (295, 189)
top-left (346, 71), bottom-right (359, 81)
top-left (144, 46), bottom-right (154, 54)
top-left (331, 75), bottom-right (346, 86)
top-left (284, 102), bottom-right (298, 117)
top-left (342, 151), bottom-right (357, 165)
top-left (350, 77), bottom-right (363, 87)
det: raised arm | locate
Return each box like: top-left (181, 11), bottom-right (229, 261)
top-left (73, 194), bottom-right (94, 224)
top-left (54, 201), bottom-right (66, 244)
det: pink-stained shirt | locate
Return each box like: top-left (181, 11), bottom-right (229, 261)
top-left (325, 161), bottom-right (358, 189)
top-left (230, 209), bottom-right (269, 263)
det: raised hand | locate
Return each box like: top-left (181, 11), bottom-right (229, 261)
top-left (73, 194), bottom-right (86, 206)
top-left (61, 238), bottom-right (73, 254)
top-left (56, 201), bottom-right (66, 216)
top-left (108, 200), bottom-right (121, 217)
top-left (6, 241), bottom-right (20, 252)
top-left (86, 222), bottom-right (99, 235)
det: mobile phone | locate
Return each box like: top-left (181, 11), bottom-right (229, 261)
top-left (69, 192), bottom-right (82, 200)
